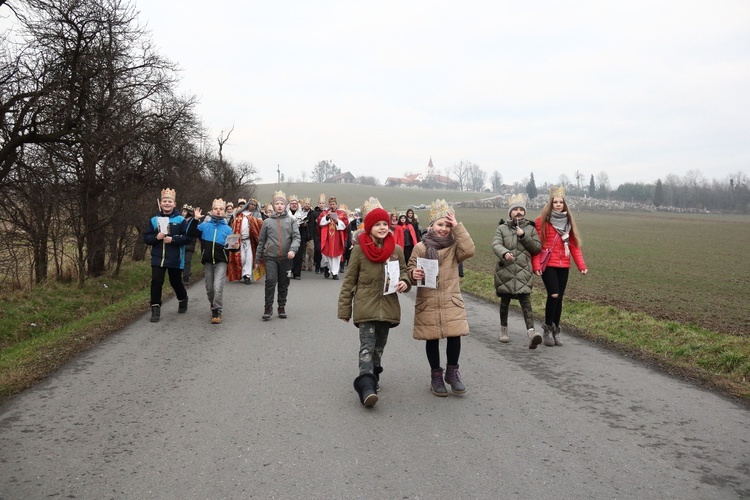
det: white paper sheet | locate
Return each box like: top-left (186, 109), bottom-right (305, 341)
top-left (383, 260), bottom-right (400, 295)
top-left (156, 217), bottom-right (170, 234)
top-left (416, 257), bottom-right (438, 288)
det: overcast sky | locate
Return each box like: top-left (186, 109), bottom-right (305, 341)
top-left (133, 1), bottom-right (749, 188)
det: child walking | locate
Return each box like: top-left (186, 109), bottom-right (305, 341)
top-left (188, 199), bottom-right (235, 324)
top-left (143, 188), bottom-right (191, 323)
top-left (254, 191), bottom-right (300, 320)
top-left (338, 198), bottom-right (411, 407)
top-left (408, 200), bottom-right (475, 397)
top-left (492, 194), bottom-right (543, 348)
top-left (533, 186), bottom-right (588, 346)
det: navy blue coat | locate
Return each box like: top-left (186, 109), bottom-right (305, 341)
top-left (143, 211), bottom-right (192, 269)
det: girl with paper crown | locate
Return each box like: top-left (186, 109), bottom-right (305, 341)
top-left (407, 199), bottom-right (475, 397)
top-left (532, 186), bottom-right (588, 347)
top-left (338, 197), bottom-right (411, 407)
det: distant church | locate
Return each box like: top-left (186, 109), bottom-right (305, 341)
top-left (385, 158), bottom-right (458, 189)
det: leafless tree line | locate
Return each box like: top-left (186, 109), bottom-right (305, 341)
top-left (0, 0), bottom-right (256, 289)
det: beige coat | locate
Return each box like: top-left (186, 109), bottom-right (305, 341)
top-left (407, 223), bottom-right (475, 340)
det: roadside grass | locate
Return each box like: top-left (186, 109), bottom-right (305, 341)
top-left (462, 269), bottom-right (750, 399)
top-left (0, 257), bottom-right (202, 402)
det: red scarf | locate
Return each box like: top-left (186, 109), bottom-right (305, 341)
top-left (358, 232), bottom-right (395, 263)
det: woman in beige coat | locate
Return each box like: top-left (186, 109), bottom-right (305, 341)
top-left (408, 200), bottom-right (475, 397)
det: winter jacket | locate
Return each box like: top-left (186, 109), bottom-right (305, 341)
top-left (492, 218), bottom-right (542, 296)
top-left (338, 244), bottom-right (411, 327)
top-left (143, 211), bottom-right (192, 269)
top-left (407, 223), bottom-right (475, 340)
top-left (532, 218), bottom-right (587, 272)
top-left (255, 211), bottom-right (301, 263)
top-left (187, 216), bottom-right (235, 265)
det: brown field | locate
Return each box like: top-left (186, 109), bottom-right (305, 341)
top-left (456, 209), bottom-right (750, 337)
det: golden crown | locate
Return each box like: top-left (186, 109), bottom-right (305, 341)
top-left (328, 196), bottom-right (337, 203)
top-left (272, 190), bottom-right (287, 202)
top-left (361, 197), bottom-right (383, 218)
top-left (549, 185), bottom-right (566, 199)
top-left (288, 194), bottom-right (298, 202)
top-left (238, 198), bottom-right (247, 205)
top-left (428, 199), bottom-right (453, 224)
top-left (161, 187), bottom-right (176, 200)
top-left (302, 197), bottom-right (311, 205)
top-left (338, 204), bottom-right (348, 214)
top-left (318, 193), bottom-right (326, 204)
top-left (212, 198), bottom-right (226, 209)
top-left (507, 193), bottom-right (527, 208)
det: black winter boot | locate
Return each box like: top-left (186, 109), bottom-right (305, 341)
top-left (353, 373), bottom-right (379, 407)
top-left (374, 366), bottom-right (383, 392)
top-left (150, 305), bottom-right (160, 323)
top-left (262, 304), bottom-right (272, 320)
top-left (178, 297), bottom-right (188, 313)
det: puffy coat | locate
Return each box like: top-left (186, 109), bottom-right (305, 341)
top-left (255, 211), bottom-right (301, 263)
top-left (492, 218), bottom-right (541, 296)
top-left (532, 218), bottom-right (587, 272)
top-left (337, 243), bottom-right (411, 327)
top-left (187, 216), bottom-right (235, 265)
top-left (407, 223), bottom-right (475, 340)
top-left (144, 211), bottom-right (192, 269)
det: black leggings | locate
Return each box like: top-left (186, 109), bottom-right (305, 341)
top-left (425, 337), bottom-right (461, 370)
top-left (540, 266), bottom-right (569, 326)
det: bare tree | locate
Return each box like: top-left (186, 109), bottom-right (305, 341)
top-left (596, 171), bottom-right (610, 198)
top-left (575, 170), bottom-right (584, 190)
top-left (468, 163), bottom-right (486, 192)
top-left (311, 160), bottom-right (339, 183)
top-left (558, 173), bottom-right (570, 189)
top-left (451, 160), bottom-right (474, 191)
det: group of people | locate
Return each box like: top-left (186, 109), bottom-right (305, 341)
top-left (144, 186), bottom-right (587, 407)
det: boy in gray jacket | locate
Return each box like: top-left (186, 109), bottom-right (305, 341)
top-left (254, 191), bottom-right (301, 320)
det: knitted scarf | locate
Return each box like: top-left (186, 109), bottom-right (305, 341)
top-left (358, 231), bottom-right (395, 263)
top-left (550, 210), bottom-right (571, 257)
top-left (422, 230), bottom-right (455, 261)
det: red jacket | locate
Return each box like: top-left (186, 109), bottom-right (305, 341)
top-left (532, 218), bottom-right (587, 273)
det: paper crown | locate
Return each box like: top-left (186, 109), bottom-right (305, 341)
top-left (428, 199), bottom-right (454, 224)
top-left (549, 186), bottom-right (566, 199)
top-left (338, 204), bottom-right (348, 213)
top-left (212, 198), bottom-right (226, 209)
top-left (238, 198), bottom-right (247, 205)
top-left (182, 203), bottom-right (193, 210)
top-left (288, 194), bottom-right (298, 203)
top-left (272, 190), bottom-right (287, 203)
top-left (328, 196), bottom-right (337, 203)
top-left (508, 193), bottom-right (527, 208)
top-left (161, 187), bottom-right (176, 200)
top-left (301, 197), bottom-right (311, 205)
top-left (361, 197), bottom-right (383, 218)
top-left (248, 198), bottom-right (258, 205)
top-left (318, 193), bottom-right (326, 204)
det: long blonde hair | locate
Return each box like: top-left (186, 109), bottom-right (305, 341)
top-left (539, 197), bottom-right (582, 246)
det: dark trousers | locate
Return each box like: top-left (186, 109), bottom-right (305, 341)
top-left (292, 233), bottom-right (308, 277)
top-left (264, 258), bottom-right (292, 307)
top-left (150, 266), bottom-right (187, 306)
top-left (499, 293), bottom-right (535, 330)
top-left (541, 266), bottom-right (570, 326)
top-left (313, 232), bottom-right (322, 271)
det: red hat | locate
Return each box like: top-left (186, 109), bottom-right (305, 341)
top-left (364, 207), bottom-right (389, 234)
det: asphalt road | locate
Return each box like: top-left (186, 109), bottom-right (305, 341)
top-left (1, 269), bottom-right (749, 499)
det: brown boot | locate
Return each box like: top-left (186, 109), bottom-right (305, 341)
top-left (262, 304), bottom-right (272, 320)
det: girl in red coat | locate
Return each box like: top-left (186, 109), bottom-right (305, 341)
top-left (532, 186), bottom-right (588, 347)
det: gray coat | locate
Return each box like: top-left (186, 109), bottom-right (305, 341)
top-left (492, 219), bottom-right (541, 296)
top-left (255, 211), bottom-right (300, 263)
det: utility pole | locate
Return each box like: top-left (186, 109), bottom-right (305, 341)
top-left (277, 164), bottom-right (281, 187)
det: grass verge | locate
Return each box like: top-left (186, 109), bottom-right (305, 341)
top-left (461, 269), bottom-right (750, 401)
top-left (0, 260), bottom-right (202, 404)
